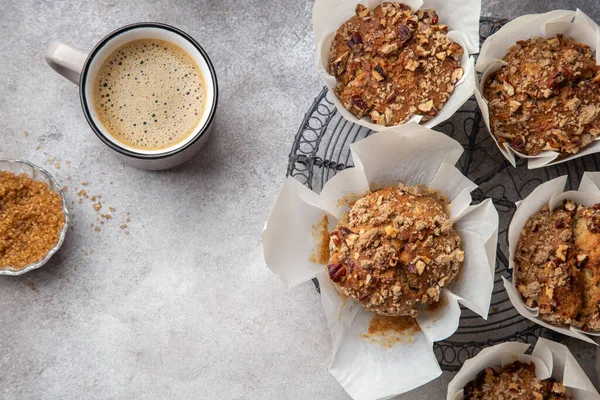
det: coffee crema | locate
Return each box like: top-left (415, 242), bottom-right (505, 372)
top-left (93, 39), bottom-right (205, 150)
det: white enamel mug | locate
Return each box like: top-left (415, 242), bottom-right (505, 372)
top-left (45, 23), bottom-right (218, 170)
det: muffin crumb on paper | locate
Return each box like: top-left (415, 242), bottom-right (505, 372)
top-left (309, 214), bottom-right (330, 264)
top-left (359, 314), bottom-right (421, 347)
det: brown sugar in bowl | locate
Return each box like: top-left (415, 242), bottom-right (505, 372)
top-left (0, 159), bottom-right (69, 276)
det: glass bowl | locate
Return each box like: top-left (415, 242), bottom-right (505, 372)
top-left (0, 159), bottom-right (69, 276)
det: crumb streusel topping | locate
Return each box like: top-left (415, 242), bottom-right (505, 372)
top-left (484, 35), bottom-right (600, 157)
top-left (327, 183), bottom-right (464, 317)
top-left (464, 361), bottom-right (571, 399)
top-left (327, 2), bottom-right (464, 126)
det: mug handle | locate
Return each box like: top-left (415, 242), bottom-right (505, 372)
top-left (45, 41), bottom-right (88, 85)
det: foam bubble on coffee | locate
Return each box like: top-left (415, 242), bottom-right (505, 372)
top-left (94, 39), bottom-right (205, 150)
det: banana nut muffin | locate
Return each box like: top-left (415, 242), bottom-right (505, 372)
top-left (572, 204), bottom-right (600, 331)
top-left (514, 201), bottom-right (581, 326)
top-left (327, 2), bottom-right (464, 126)
top-left (515, 199), bottom-right (600, 331)
top-left (326, 183), bottom-right (464, 317)
top-left (464, 361), bottom-right (571, 400)
top-left (484, 35), bottom-right (600, 157)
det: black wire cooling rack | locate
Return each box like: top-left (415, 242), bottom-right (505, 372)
top-left (286, 18), bottom-right (600, 371)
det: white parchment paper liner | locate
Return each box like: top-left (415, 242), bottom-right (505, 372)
top-left (262, 123), bottom-right (499, 400)
top-left (447, 338), bottom-right (600, 400)
top-left (475, 9), bottom-right (600, 169)
top-left (313, 0), bottom-right (481, 132)
top-left (505, 172), bottom-right (600, 345)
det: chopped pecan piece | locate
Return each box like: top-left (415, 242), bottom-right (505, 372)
top-left (372, 65), bottom-right (386, 81)
top-left (355, 4), bottom-right (371, 18)
top-left (350, 95), bottom-right (368, 112)
top-left (347, 32), bottom-right (363, 49)
top-left (418, 99), bottom-right (434, 112)
top-left (397, 24), bottom-right (412, 44)
top-left (332, 52), bottom-right (349, 76)
top-left (327, 263), bottom-right (346, 282)
top-left (451, 68), bottom-right (464, 84)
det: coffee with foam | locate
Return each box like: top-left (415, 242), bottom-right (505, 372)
top-left (93, 39), bottom-right (205, 151)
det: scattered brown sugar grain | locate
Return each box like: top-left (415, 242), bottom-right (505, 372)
top-left (0, 171), bottom-right (65, 270)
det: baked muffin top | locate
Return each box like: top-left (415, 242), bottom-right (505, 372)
top-left (464, 361), bottom-right (571, 400)
top-left (327, 2), bottom-right (464, 126)
top-left (327, 183), bottom-right (463, 317)
top-left (484, 35), bottom-right (600, 157)
top-left (515, 200), bottom-right (600, 331)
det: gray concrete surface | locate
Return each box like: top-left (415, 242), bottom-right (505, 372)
top-left (0, 1), bottom-right (597, 399)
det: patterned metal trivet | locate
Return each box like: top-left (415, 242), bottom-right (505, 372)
top-left (286, 18), bottom-right (598, 371)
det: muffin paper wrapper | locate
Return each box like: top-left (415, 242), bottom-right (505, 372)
top-left (446, 338), bottom-right (600, 400)
top-left (506, 173), bottom-right (600, 344)
top-left (262, 124), bottom-right (499, 400)
top-left (474, 9), bottom-right (600, 169)
top-left (312, 0), bottom-right (481, 132)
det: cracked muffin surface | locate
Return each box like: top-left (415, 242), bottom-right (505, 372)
top-left (484, 35), bottom-right (600, 157)
top-left (327, 183), bottom-right (463, 317)
top-left (327, 2), bottom-right (464, 126)
top-left (515, 199), bottom-right (600, 331)
top-left (464, 361), bottom-right (571, 400)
